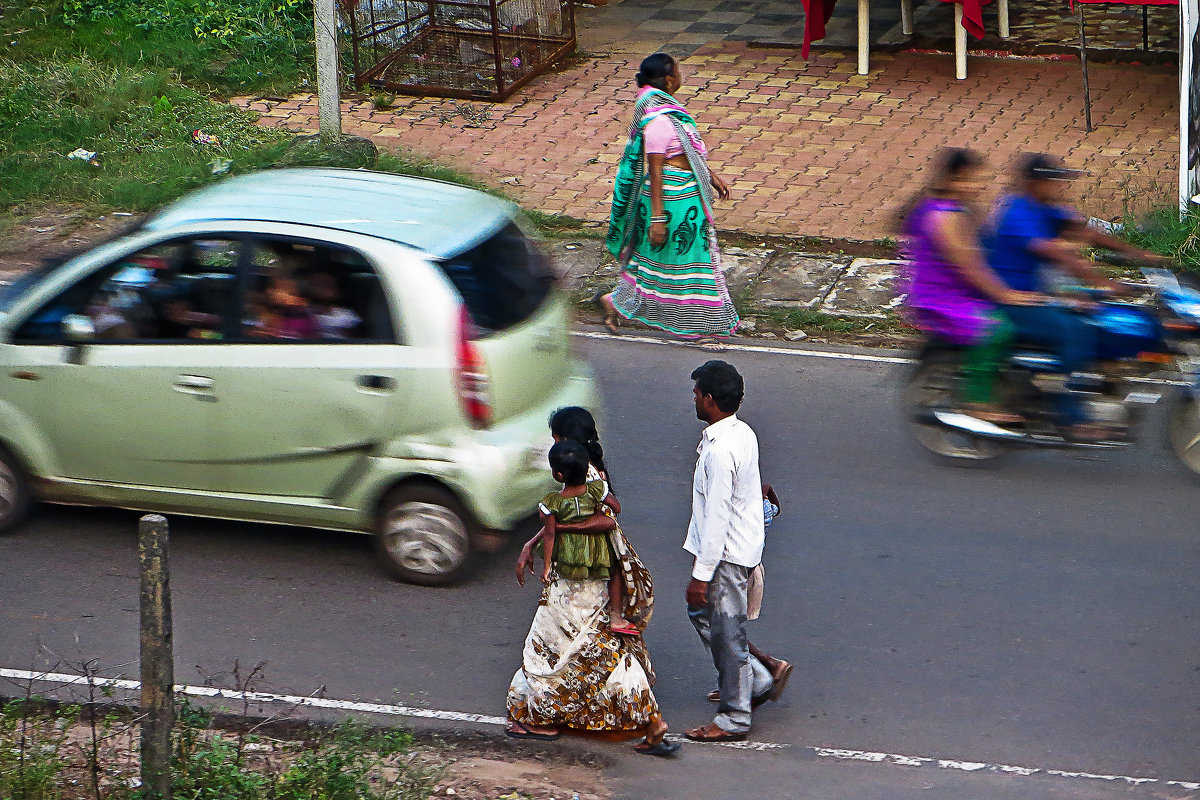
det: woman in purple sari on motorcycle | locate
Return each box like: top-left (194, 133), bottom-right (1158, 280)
top-left (900, 149), bottom-right (1042, 423)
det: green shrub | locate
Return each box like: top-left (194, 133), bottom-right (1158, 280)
top-left (0, 699), bottom-right (76, 800)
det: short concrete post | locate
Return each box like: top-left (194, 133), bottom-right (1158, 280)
top-left (314, 0), bottom-right (342, 144)
top-left (857, 0), bottom-right (870, 75)
top-left (139, 514), bottom-right (173, 800)
top-left (954, 4), bottom-right (967, 80)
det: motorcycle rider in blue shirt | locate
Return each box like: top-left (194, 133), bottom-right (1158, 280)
top-left (986, 154), bottom-right (1161, 439)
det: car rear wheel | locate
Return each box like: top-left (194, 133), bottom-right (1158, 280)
top-left (375, 484), bottom-right (475, 585)
top-left (0, 447), bottom-right (32, 534)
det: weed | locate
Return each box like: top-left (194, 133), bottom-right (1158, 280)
top-left (371, 92), bottom-right (398, 111)
top-left (1120, 205), bottom-right (1200, 272)
top-left (0, 698), bottom-right (76, 800)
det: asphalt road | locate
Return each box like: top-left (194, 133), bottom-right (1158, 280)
top-left (1, 335), bottom-right (1198, 799)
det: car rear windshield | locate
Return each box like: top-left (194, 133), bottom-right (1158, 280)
top-left (437, 223), bottom-right (555, 335)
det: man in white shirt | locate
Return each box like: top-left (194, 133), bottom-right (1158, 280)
top-left (683, 360), bottom-right (790, 743)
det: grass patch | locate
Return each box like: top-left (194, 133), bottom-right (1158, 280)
top-left (0, 56), bottom-right (291, 214)
top-left (1120, 206), bottom-right (1200, 272)
top-left (751, 306), bottom-right (907, 335)
top-left (3, 1), bottom-right (314, 97)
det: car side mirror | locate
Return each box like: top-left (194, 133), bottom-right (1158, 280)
top-left (61, 314), bottom-right (95, 342)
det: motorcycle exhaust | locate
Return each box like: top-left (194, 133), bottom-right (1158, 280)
top-left (928, 409), bottom-right (1028, 440)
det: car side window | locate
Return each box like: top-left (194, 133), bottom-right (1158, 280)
top-left (239, 238), bottom-right (396, 343)
top-left (13, 238), bottom-right (241, 343)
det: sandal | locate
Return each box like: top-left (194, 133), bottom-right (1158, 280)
top-left (634, 737), bottom-right (681, 756)
top-left (685, 722), bottom-right (747, 742)
top-left (768, 659), bottom-right (794, 701)
top-left (505, 721), bottom-right (561, 741)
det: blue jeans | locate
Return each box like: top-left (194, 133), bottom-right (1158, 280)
top-left (688, 561), bottom-right (774, 734)
top-left (1001, 304), bottom-right (1098, 425)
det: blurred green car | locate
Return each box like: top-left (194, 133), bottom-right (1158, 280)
top-left (0, 168), bottom-right (597, 584)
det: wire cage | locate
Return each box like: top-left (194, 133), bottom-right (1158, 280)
top-left (341, 0), bottom-right (576, 101)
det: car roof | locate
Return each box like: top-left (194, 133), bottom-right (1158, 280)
top-left (143, 168), bottom-right (517, 259)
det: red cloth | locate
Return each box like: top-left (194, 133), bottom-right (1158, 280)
top-left (940, 0), bottom-right (993, 39)
top-left (800, 0), bottom-right (837, 58)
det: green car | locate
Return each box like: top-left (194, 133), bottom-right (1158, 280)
top-left (0, 169), bottom-right (597, 584)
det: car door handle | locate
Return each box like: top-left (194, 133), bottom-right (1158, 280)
top-left (174, 375), bottom-right (214, 394)
top-left (356, 374), bottom-right (395, 392)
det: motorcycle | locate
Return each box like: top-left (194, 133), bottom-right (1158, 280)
top-left (903, 267), bottom-right (1200, 474)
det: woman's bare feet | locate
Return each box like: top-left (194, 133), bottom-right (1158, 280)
top-left (593, 291), bottom-right (620, 334)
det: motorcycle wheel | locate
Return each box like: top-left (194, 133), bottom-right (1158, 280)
top-left (902, 354), bottom-right (1009, 463)
top-left (1167, 392), bottom-right (1200, 478)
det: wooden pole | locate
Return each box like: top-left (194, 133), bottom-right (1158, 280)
top-left (1079, 5), bottom-right (1093, 132)
top-left (314, 0), bottom-right (342, 143)
top-left (1142, 4), bottom-right (1150, 50)
top-left (954, 3), bottom-right (967, 79)
top-left (857, 0), bottom-right (870, 75)
top-left (139, 514), bottom-right (173, 800)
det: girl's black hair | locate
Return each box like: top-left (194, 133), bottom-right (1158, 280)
top-left (893, 147), bottom-right (983, 233)
top-left (548, 406), bottom-right (613, 489)
top-left (548, 440), bottom-right (590, 487)
top-left (636, 53), bottom-right (676, 90)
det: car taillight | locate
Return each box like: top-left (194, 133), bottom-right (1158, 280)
top-left (456, 306), bottom-right (493, 429)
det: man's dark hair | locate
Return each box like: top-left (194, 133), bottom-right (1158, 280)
top-left (691, 360), bottom-right (744, 413)
top-left (548, 440), bottom-right (590, 486)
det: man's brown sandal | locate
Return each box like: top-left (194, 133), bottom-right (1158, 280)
top-left (684, 722), bottom-right (747, 742)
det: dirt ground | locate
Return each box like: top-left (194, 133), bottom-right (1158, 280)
top-left (437, 752), bottom-right (609, 800)
top-left (0, 208), bottom-right (140, 277)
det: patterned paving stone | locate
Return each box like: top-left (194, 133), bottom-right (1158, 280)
top-left (232, 40), bottom-right (1177, 243)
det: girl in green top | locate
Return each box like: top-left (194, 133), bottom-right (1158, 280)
top-left (538, 441), bottom-right (637, 635)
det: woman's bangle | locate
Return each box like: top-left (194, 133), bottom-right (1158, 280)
top-left (650, 215), bottom-right (668, 224)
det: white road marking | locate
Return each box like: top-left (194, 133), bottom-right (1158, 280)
top-left (572, 331), bottom-right (914, 365)
top-left (574, 331), bottom-right (1194, 386)
top-left (3, 667), bottom-right (1196, 789)
top-left (813, 747), bottom-right (1197, 790)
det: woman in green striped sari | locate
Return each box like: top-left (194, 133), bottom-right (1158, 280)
top-left (598, 53), bottom-right (739, 339)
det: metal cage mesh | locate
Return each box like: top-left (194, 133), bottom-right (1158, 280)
top-left (342, 0), bottom-right (575, 101)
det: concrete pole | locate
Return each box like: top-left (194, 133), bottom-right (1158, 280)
top-left (901, 0), bottom-right (913, 36)
top-left (314, 0), bottom-right (342, 143)
top-left (998, 0), bottom-right (1010, 39)
top-left (857, 0), bottom-right (870, 75)
top-left (139, 514), bottom-right (173, 800)
top-left (954, 4), bottom-right (967, 80)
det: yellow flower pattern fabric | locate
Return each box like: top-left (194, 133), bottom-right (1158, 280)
top-left (507, 577), bottom-right (659, 731)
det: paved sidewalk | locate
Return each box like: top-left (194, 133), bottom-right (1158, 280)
top-left (234, 44), bottom-right (1175, 242)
